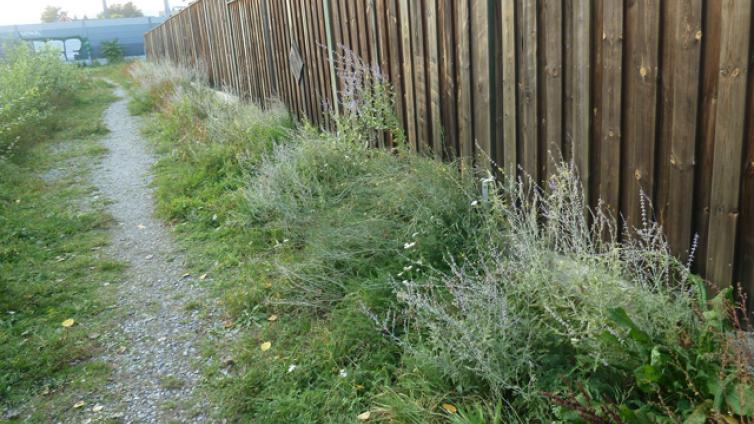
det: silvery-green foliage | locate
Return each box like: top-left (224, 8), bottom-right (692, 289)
top-left (395, 163), bottom-right (695, 411)
top-left (332, 46), bottom-right (404, 148)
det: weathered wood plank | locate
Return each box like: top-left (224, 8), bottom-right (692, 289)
top-left (471, 0), bottom-right (493, 167)
top-left (500, 0), bottom-right (516, 176)
top-left (594, 0), bottom-right (623, 218)
top-left (739, 68), bottom-right (754, 312)
top-left (438, 0), bottom-right (457, 159)
top-left (426, 0), bottom-right (443, 158)
top-left (693, 0), bottom-right (722, 278)
top-left (621, 0), bottom-right (660, 231)
top-left (541, 0), bottom-right (563, 181)
top-left (517, 0), bottom-right (537, 181)
top-left (705, 0), bottom-right (752, 287)
top-left (656, 0), bottom-right (703, 261)
top-left (385, 0), bottom-right (406, 138)
top-left (409, 0), bottom-right (430, 153)
top-left (324, 0), bottom-right (340, 118)
top-left (398, 0), bottom-right (418, 150)
top-left (571, 0), bottom-right (590, 201)
top-left (456, 0), bottom-right (473, 169)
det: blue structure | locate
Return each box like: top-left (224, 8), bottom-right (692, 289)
top-left (0, 17), bottom-right (167, 61)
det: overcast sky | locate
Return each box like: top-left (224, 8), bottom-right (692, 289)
top-left (0, 0), bottom-right (191, 26)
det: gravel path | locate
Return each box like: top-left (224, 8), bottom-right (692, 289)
top-left (89, 85), bottom-right (215, 423)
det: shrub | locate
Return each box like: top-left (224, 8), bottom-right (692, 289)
top-left (332, 47), bottom-right (404, 147)
top-left (100, 39), bottom-right (125, 63)
top-left (0, 44), bottom-right (75, 158)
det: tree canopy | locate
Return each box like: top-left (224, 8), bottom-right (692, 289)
top-left (98, 2), bottom-right (144, 19)
top-left (40, 6), bottom-right (68, 23)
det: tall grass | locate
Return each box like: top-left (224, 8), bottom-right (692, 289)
top-left (0, 44), bottom-right (76, 158)
top-left (130, 59), bottom-right (753, 423)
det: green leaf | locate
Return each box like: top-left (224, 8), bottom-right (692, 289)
top-left (683, 401), bottom-right (712, 424)
top-left (609, 307), bottom-right (651, 344)
top-left (725, 383), bottom-right (754, 416)
top-left (619, 405), bottom-right (654, 424)
top-left (634, 365), bottom-right (661, 392)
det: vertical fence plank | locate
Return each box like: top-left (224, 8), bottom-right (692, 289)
top-left (693, 0), bottom-right (722, 278)
top-left (517, 0), bottom-right (537, 181)
top-left (324, 0), bottom-right (340, 117)
top-left (541, 0), bottom-right (563, 180)
top-left (410, 0), bottom-right (430, 153)
top-left (456, 0), bottom-right (474, 169)
top-left (571, 0), bottom-right (590, 201)
top-left (594, 0), bottom-right (623, 217)
top-left (621, 0), bottom-right (660, 231)
top-left (471, 0), bottom-right (493, 166)
top-left (500, 0), bottom-right (516, 176)
top-left (656, 0), bottom-right (703, 260)
top-left (705, 0), bottom-right (752, 287)
top-left (739, 64), bottom-right (754, 311)
top-left (438, 0), bottom-right (458, 158)
top-left (426, 0), bottom-right (443, 158)
top-left (385, 0), bottom-right (406, 137)
top-left (398, 0), bottom-right (418, 150)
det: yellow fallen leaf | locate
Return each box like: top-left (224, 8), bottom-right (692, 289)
top-left (267, 314), bottom-right (278, 322)
top-left (263, 282), bottom-right (273, 289)
top-left (260, 341), bottom-right (272, 352)
top-left (199, 273), bottom-right (208, 280)
top-left (357, 410), bottom-right (371, 421)
top-left (441, 403), bottom-right (457, 414)
top-left (73, 400), bottom-right (86, 409)
top-left (92, 404), bottom-right (104, 412)
top-left (62, 318), bottom-right (75, 328)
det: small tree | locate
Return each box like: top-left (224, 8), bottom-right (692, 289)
top-left (100, 39), bottom-right (125, 63)
top-left (98, 2), bottom-right (144, 19)
top-left (40, 6), bottom-right (67, 23)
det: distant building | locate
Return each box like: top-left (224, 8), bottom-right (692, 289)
top-left (0, 16), bottom-right (167, 61)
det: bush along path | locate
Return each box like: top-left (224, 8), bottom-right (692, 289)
top-left (87, 83), bottom-right (222, 423)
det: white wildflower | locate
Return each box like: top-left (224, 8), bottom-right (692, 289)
top-left (288, 364), bottom-right (298, 373)
top-left (403, 241), bottom-right (416, 250)
top-left (339, 369), bottom-right (348, 378)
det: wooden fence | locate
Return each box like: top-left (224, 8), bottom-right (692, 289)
top-left (145, 0), bottom-right (754, 299)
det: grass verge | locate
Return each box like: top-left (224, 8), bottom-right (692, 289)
top-left (130, 60), bottom-right (754, 424)
top-left (0, 74), bottom-right (123, 422)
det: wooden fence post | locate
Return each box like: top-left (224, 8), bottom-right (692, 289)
top-left (323, 0), bottom-right (340, 117)
top-left (261, 0), bottom-right (278, 99)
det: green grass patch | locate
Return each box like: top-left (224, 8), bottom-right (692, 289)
top-left (0, 71), bottom-right (122, 421)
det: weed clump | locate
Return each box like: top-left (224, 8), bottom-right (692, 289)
top-left (244, 130), bottom-right (477, 309)
top-left (0, 44), bottom-right (76, 158)
top-left (392, 167), bottom-right (753, 421)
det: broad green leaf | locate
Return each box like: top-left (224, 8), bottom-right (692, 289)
top-left (683, 401), bottom-right (712, 424)
top-left (725, 383), bottom-right (754, 416)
